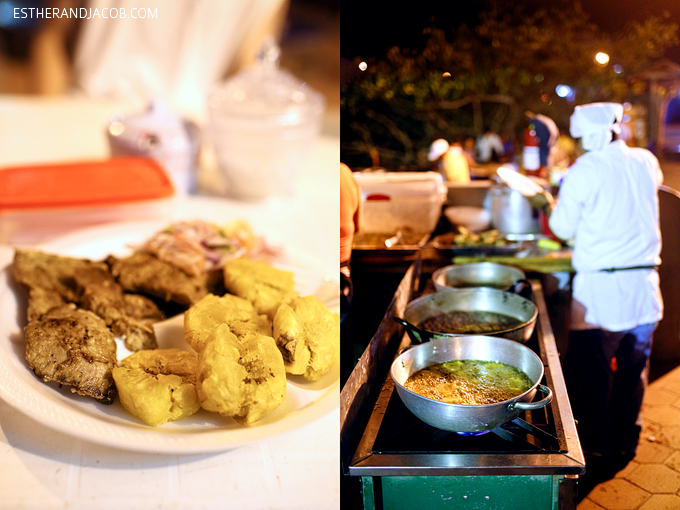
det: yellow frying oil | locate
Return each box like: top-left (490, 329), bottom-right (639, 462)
top-left (404, 359), bottom-right (532, 405)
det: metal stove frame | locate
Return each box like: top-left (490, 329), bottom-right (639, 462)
top-left (341, 259), bottom-right (585, 510)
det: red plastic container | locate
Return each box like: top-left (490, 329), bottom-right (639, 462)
top-left (0, 157), bottom-right (175, 244)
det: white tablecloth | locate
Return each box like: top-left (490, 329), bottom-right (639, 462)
top-left (0, 95), bottom-right (340, 510)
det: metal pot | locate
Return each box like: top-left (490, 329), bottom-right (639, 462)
top-left (432, 262), bottom-right (526, 292)
top-left (390, 335), bottom-right (552, 432)
top-left (490, 177), bottom-right (541, 235)
top-left (396, 287), bottom-right (538, 344)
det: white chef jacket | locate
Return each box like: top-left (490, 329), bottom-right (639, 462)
top-left (549, 140), bottom-right (664, 331)
top-left (475, 133), bottom-right (504, 163)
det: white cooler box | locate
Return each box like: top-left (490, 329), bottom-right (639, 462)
top-left (353, 170), bottom-right (447, 234)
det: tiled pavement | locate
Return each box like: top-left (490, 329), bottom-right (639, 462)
top-left (579, 364), bottom-right (680, 509)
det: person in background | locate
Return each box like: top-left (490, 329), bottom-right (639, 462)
top-left (427, 138), bottom-right (471, 183)
top-left (499, 131), bottom-right (516, 163)
top-left (463, 137), bottom-right (477, 163)
top-left (529, 102), bottom-right (663, 500)
top-left (340, 163), bottom-right (361, 385)
top-left (551, 132), bottom-right (578, 168)
top-left (340, 163), bottom-right (361, 323)
top-left (475, 126), bottom-right (504, 164)
top-left (527, 112), bottom-right (560, 168)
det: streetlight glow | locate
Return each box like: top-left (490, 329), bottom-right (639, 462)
top-left (555, 84), bottom-right (572, 98)
top-left (595, 52), bottom-right (610, 65)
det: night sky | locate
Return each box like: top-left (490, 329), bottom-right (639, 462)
top-left (340, 0), bottom-right (680, 63)
top-left (340, 1), bottom-right (482, 59)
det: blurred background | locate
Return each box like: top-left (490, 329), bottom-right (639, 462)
top-left (0, 0), bottom-right (339, 206)
top-left (0, 0), bottom-right (339, 136)
top-left (341, 0), bottom-right (680, 183)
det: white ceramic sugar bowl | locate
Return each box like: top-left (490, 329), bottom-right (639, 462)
top-left (106, 101), bottom-right (200, 195)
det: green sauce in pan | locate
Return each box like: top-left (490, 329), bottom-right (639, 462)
top-left (404, 359), bottom-right (532, 405)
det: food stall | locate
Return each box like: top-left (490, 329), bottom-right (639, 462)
top-left (347, 166), bottom-right (573, 349)
top-left (341, 253), bottom-right (584, 510)
top-left (341, 164), bottom-right (585, 508)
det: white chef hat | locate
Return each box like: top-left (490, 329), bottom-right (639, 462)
top-left (569, 102), bottom-right (624, 152)
top-left (428, 138), bottom-right (450, 161)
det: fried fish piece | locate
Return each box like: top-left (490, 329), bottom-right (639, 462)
top-left (196, 324), bottom-right (286, 424)
top-left (12, 249), bottom-right (109, 303)
top-left (26, 287), bottom-right (68, 322)
top-left (122, 293), bottom-right (167, 321)
top-left (184, 293), bottom-right (271, 353)
top-left (13, 250), bottom-right (164, 352)
top-left (74, 266), bottom-right (161, 351)
top-left (108, 252), bottom-right (224, 307)
top-left (24, 304), bottom-right (117, 403)
top-left (222, 258), bottom-right (298, 319)
top-left (113, 348), bottom-right (200, 426)
top-left (273, 296), bottom-right (340, 381)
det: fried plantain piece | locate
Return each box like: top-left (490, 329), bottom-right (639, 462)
top-left (108, 252), bottom-right (224, 307)
top-left (74, 266), bottom-right (161, 351)
top-left (222, 258), bottom-right (298, 320)
top-left (113, 348), bottom-right (200, 426)
top-left (24, 304), bottom-right (117, 403)
top-left (196, 324), bottom-right (286, 424)
top-left (184, 293), bottom-right (271, 353)
top-left (273, 296), bottom-right (340, 381)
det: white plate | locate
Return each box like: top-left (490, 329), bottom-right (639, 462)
top-left (496, 166), bottom-right (545, 197)
top-left (0, 220), bottom-right (340, 454)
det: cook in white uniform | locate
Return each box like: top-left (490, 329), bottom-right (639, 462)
top-left (475, 128), bottom-right (505, 164)
top-left (428, 138), bottom-right (471, 183)
top-left (534, 103), bottom-right (663, 482)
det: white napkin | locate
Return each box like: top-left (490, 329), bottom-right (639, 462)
top-left (72, 0), bottom-right (288, 122)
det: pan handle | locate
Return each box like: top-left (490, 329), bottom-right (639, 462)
top-left (510, 384), bottom-right (553, 411)
top-left (507, 278), bottom-right (533, 300)
top-left (393, 317), bottom-right (411, 328)
top-left (393, 317), bottom-right (427, 344)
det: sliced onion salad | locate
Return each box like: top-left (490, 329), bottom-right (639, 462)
top-left (137, 219), bottom-right (281, 276)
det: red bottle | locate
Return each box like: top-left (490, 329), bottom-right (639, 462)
top-left (522, 124), bottom-right (541, 176)
top-left (524, 123), bottom-right (539, 147)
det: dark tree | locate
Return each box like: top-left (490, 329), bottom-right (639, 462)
top-left (341, 0), bottom-right (679, 169)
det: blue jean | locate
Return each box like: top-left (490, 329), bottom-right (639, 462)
top-left (563, 323), bottom-right (656, 457)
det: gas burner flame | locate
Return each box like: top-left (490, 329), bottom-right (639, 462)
top-left (455, 430), bottom-right (490, 436)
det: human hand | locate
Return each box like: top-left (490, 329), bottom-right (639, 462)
top-left (527, 190), bottom-right (555, 212)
